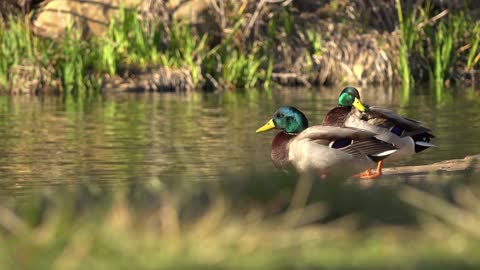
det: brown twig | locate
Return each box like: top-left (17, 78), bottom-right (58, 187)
top-left (243, 0), bottom-right (265, 39)
top-left (206, 73), bottom-right (221, 90)
top-left (417, 9), bottom-right (449, 29)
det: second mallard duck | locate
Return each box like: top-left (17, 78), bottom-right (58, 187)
top-left (256, 106), bottom-right (398, 177)
top-left (322, 86), bottom-right (435, 178)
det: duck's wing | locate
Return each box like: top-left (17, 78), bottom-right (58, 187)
top-left (366, 106), bottom-right (435, 138)
top-left (295, 126), bottom-right (398, 160)
top-left (296, 125), bottom-right (376, 142)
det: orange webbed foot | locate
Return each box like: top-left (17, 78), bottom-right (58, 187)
top-left (353, 161), bottom-right (384, 180)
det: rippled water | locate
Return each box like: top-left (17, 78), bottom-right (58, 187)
top-left (0, 87), bottom-right (478, 194)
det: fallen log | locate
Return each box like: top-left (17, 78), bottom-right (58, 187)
top-left (353, 154), bottom-right (480, 184)
top-left (384, 154), bottom-right (480, 175)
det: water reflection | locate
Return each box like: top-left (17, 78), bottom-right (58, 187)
top-left (0, 87), bottom-right (478, 194)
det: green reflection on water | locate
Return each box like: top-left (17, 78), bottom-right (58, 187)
top-left (0, 87), bottom-right (477, 193)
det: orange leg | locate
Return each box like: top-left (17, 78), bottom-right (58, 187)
top-left (354, 161), bottom-right (384, 179)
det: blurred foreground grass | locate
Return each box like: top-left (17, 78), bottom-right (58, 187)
top-left (1, 169), bottom-right (480, 269)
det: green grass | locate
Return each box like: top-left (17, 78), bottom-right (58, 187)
top-left (206, 47), bottom-right (266, 89)
top-left (57, 26), bottom-right (97, 94)
top-left (0, 17), bottom-right (100, 94)
top-left (0, 9), bottom-right (275, 94)
top-left (0, 17), bottom-right (35, 87)
top-left (159, 21), bottom-right (208, 85)
top-left (429, 13), bottom-right (469, 91)
top-left (201, 17), bottom-right (272, 90)
top-left (396, 2), bottom-right (480, 98)
top-left (466, 23), bottom-right (480, 71)
top-left (396, 0), bottom-right (413, 96)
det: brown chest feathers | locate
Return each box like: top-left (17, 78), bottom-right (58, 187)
top-left (322, 106), bottom-right (352, 127)
top-left (271, 132), bottom-right (296, 169)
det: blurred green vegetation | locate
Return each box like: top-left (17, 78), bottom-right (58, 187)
top-left (1, 169), bottom-right (480, 269)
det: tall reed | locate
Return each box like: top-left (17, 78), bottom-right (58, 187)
top-left (0, 17), bottom-right (35, 87)
top-left (396, 1), bottom-right (480, 98)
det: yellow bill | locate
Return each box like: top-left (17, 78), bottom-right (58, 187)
top-left (352, 97), bottom-right (366, 112)
top-left (256, 119), bottom-right (276, 133)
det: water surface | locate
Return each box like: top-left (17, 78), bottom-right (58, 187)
top-left (0, 87), bottom-right (478, 194)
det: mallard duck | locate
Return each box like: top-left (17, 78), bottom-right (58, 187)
top-left (322, 86), bottom-right (435, 178)
top-left (256, 106), bottom-right (398, 177)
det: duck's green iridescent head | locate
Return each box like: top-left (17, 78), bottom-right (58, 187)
top-left (256, 106), bottom-right (309, 134)
top-left (338, 86), bottom-right (366, 112)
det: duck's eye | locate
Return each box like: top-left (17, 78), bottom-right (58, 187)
top-left (329, 138), bottom-right (353, 149)
top-left (275, 113), bottom-right (284, 119)
top-left (390, 125), bottom-right (405, 136)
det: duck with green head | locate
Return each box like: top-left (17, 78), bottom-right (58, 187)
top-left (322, 86), bottom-right (435, 178)
top-left (256, 106), bottom-right (398, 177)
top-left (322, 87), bottom-right (363, 127)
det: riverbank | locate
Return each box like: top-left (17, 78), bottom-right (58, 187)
top-left (1, 0), bottom-right (479, 94)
